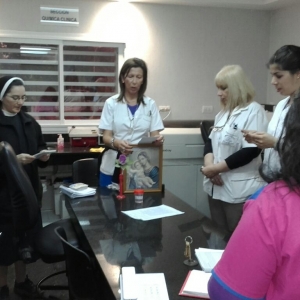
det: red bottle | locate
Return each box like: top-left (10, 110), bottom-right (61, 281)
top-left (117, 170), bottom-right (125, 200)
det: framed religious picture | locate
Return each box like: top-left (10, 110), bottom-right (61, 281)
top-left (123, 145), bottom-right (163, 193)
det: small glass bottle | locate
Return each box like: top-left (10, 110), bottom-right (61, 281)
top-left (57, 134), bottom-right (64, 150)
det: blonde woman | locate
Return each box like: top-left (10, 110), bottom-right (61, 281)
top-left (201, 65), bottom-right (268, 234)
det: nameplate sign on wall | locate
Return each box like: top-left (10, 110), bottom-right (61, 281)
top-left (40, 7), bottom-right (79, 25)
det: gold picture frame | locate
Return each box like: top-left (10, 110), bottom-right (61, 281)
top-left (123, 145), bottom-right (163, 193)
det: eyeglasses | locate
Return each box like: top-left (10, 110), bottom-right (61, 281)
top-left (212, 125), bottom-right (226, 132)
top-left (212, 112), bottom-right (233, 132)
top-left (6, 95), bottom-right (27, 102)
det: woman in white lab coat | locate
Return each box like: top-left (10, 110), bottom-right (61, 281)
top-left (201, 65), bottom-right (268, 233)
top-left (99, 58), bottom-right (164, 186)
top-left (243, 45), bottom-right (300, 177)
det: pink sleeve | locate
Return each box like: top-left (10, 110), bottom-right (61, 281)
top-left (213, 199), bottom-right (277, 299)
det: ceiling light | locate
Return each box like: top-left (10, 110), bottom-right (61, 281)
top-left (20, 47), bottom-right (51, 51)
top-left (20, 50), bottom-right (49, 55)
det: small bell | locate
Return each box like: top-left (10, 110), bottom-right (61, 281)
top-left (183, 236), bottom-right (198, 266)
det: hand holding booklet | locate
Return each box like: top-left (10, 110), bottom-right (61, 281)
top-left (33, 149), bottom-right (56, 159)
top-left (138, 136), bottom-right (157, 144)
top-left (179, 248), bottom-right (224, 299)
top-left (194, 248), bottom-right (224, 273)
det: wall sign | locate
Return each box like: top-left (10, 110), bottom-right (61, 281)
top-left (40, 7), bottom-right (79, 25)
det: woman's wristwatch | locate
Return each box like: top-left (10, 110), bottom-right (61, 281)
top-left (110, 137), bottom-right (115, 149)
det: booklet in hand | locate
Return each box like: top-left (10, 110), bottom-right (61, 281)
top-left (33, 150), bottom-right (56, 159)
top-left (138, 136), bottom-right (157, 144)
top-left (194, 248), bottom-right (224, 273)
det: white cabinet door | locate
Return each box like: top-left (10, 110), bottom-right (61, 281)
top-left (163, 159), bottom-right (210, 218)
top-left (196, 167), bottom-right (211, 218)
top-left (163, 163), bottom-right (198, 209)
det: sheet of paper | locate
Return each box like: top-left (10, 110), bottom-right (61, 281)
top-left (121, 204), bottom-right (184, 221)
top-left (195, 248), bottom-right (224, 272)
top-left (138, 136), bottom-right (157, 144)
top-left (120, 273), bottom-right (169, 300)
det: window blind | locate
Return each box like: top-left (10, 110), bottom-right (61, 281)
top-left (0, 40), bottom-right (121, 123)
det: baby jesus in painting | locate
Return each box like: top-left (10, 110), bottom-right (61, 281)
top-left (128, 160), bottom-right (155, 188)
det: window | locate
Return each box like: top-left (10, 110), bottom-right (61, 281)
top-left (0, 38), bottom-right (124, 130)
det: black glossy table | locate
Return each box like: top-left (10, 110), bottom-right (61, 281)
top-left (65, 188), bottom-right (227, 300)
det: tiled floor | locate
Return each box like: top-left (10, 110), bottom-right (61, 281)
top-left (7, 260), bottom-right (68, 300)
top-left (41, 210), bottom-right (61, 227)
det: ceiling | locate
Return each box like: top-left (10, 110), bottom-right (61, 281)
top-left (110, 0), bottom-right (300, 10)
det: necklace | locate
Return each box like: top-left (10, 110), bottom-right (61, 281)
top-left (126, 104), bottom-right (139, 134)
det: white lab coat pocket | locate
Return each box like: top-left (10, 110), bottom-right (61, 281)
top-left (221, 127), bottom-right (240, 147)
top-left (100, 150), bottom-right (118, 175)
top-left (142, 115), bottom-right (151, 124)
top-left (230, 175), bottom-right (265, 201)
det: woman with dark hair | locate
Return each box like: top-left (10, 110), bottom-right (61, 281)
top-left (208, 94), bottom-right (300, 299)
top-left (243, 45), bottom-right (300, 175)
top-left (98, 58), bottom-right (164, 186)
top-left (0, 76), bottom-right (49, 299)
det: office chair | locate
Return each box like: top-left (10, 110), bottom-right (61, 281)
top-left (34, 178), bottom-right (79, 289)
top-left (0, 141), bottom-right (39, 231)
top-left (0, 141), bottom-right (40, 263)
top-left (55, 226), bottom-right (100, 300)
top-left (72, 158), bottom-right (99, 187)
top-left (0, 141), bottom-right (79, 292)
top-left (200, 120), bottom-right (214, 143)
top-left (35, 219), bottom-right (79, 291)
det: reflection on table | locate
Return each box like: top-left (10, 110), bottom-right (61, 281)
top-left (65, 188), bottom-right (229, 300)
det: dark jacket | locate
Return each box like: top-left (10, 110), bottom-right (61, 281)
top-left (0, 110), bottom-right (48, 225)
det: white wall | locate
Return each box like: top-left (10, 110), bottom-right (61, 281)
top-left (267, 2), bottom-right (300, 105)
top-left (0, 0), bottom-right (270, 120)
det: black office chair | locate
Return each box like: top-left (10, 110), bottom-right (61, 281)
top-left (200, 120), bottom-right (214, 143)
top-left (0, 141), bottom-right (79, 292)
top-left (0, 141), bottom-right (40, 263)
top-left (72, 158), bottom-right (99, 187)
top-left (55, 226), bottom-right (100, 300)
top-left (33, 178), bottom-right (79, 290)
top-left (35, 219), bottom-right (79, 291)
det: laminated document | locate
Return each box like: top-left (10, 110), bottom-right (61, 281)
top-left (120, 267), bottom-right (169, 300)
